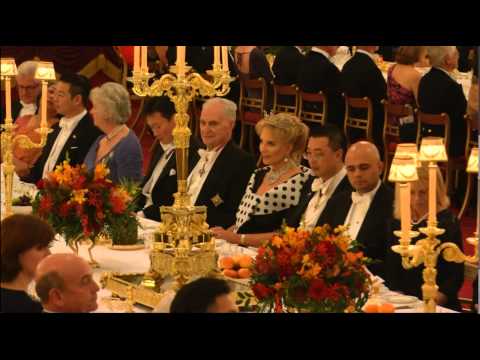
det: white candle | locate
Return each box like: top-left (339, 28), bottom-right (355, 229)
top-left (400, 183), bottom-right (409, 241)
top-left (177, 46), bottom-right (186, 76)
top-left (5, 77), bottom-right (12, 124)
top-left (222, 46), bottom-right (229, 72)
top-left (214, 46), bottom-right (220, 69)
top-left (428, 163), bottom-right (436, 225)
top-left (134, 46), bottom-right (140, 73)
top-left (141, 46), bottom-right (148, 72)
top-left (41, 81), bottom-right (47, 128)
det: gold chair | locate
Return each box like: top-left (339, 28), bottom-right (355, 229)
top-left (272, 84), bottom-right (299, 115)
top-left (459, 261), bottom-right (478, 312)
top-left (298, 91), bottom-right (328, 126)
top-left (343, 94), bottom-right (373, 145)
top-left (238, 78), bottom-right (267, 154)
top-left (381, 100), bottom-right (414, 181)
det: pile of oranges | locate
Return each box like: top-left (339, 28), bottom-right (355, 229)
top-left (219, 254), bottom-right (253, 279)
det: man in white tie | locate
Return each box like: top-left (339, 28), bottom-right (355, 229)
top-left (4, 61), bottom-right (41, 123)
top-left (136, 96), bottom-right (202, 221)
top-left (22, 73), bottom-right (102, 184)
top-left (187, 97), bottom-right (255, 228)
top-left (286, 124), bottom-right (352, 229)
top-left (322, 141), bottom-right (394, 277)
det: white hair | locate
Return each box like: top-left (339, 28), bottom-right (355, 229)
top-left (427, 46), bottom-right (456, 68)
top-left (16, 60), bottom-right (40, 82)
top-left (202, 97), bottom-right (237, 123)
top-left (90, 82), bottom-right (131, 125)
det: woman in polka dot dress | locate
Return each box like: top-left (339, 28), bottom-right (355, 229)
top-left (211, 113), bottom-right (310, 247)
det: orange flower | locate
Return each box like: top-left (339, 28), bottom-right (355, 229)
top-left (94, 163), bottom-right (110, 181)
top-left (272, 235), bottom-right (284, 248)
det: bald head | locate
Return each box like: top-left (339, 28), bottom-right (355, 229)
top-left (345, 141), bottom-right (383, 194)
top-left (35, 253), bottom-right (99, 313)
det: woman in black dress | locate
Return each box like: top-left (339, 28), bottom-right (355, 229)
top-left (386, 165), bottom-right (464, 311)
top-left (1, 214), bottom-right (54, 313)
top-left (211, 113), bottom-right (310, 247)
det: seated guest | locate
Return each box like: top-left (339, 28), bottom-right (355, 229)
top-left (187, 98), bottom-right (256, 228)
top-left (298, 46), bottom-right (345, 129)
top-left (330, 46), bottom-right (352, 71)
top-left (387, 46), bottom-right (427, 142)
top-left (211, 113), bottom-right (310, 247)
top-left (137, 96), bottom-right (201, 220)
top-left (272, 46), bottom-right (305, 86)
top-left (84, 82), bottom-right (143, 184)
top-left (21, 73), bottom-right (102, 184)
top-left (13, 82), bottom-right (60, 178)
top-left (418, 46), bottom-right (467, 157)
top-left (1, 61), bottom-right (41, 124)
top-left (385, 165), bottom-right (464, 311)
top-left (322, 141), bottom-right (393, 277)
top-left (287, 124), bottom-right (352, 229)
top-left (170, 277), bottom-right (238, 313)
top-left (467, 49), bottom-right (478, 124)
top-left (35, 253), bottom-right (100, 313)
top-left (1, 214), bottom-right (54, 313)
top-left (341, 46), bottom-right (387, 154)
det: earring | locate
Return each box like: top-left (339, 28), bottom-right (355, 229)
top-left (284, 157), bottom-right (289, 163)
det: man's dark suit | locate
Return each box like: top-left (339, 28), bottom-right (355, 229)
top-left (21, 112), bottom-right (102, 184)
top-left (321, 182), bottom-right (394, 278)
top-left (418, 67), bottom-right (467, 157)
top-left (194, 140), bottom-right (256, 228)
top-left (286, 173), bottom-right (352, 228)
top-left (137, 137), bottom-right (202, 221)
top-left (341, 52), bottom-right (387, 154)
top-left (272, 46), bottom-right (304, 86)
top-left (298, 51), bottom-right (345, 129)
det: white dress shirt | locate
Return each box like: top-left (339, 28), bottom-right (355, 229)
top-left (142, 143), bottom-right (175, 208)
top-left (42, 109), bottom-right (86, 178)
top-left (187, 145), bottom-right (225, 205)
top-left (331, 46), bottom-right (352, 71)
top-left (18, 101), bottom-right (37, 118)
top-left (303, 167), bottom-right (347, 230)
top-left (344, 180), bottom-right (382, 241)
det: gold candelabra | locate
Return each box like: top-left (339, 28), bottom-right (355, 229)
top-left (1, 59), bottom-right (55, 219)
top-left (129, 46), bottom-right (233, 286)
top-left (389, 138), bottom-right (479, 313)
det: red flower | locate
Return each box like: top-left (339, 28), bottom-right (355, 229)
top-left (252, 283), bottom-right (273, 300)
top-left (71, 175), bottom-right (86, 190)
top-left (109, 194), bottom-right (126, 214)
top-left (308, 279), bottom-right (326, 301)
top-left (96, 210), bottom-right (105, 221)
top-left (36, 179), bottom-right (45, 190)
top-left (87, 191), bottom-right (103, 208)
top-left (59, 202), bottom-right (72, 218)
top-left (39, 195), bottom-right (53, 214)
top-left (255, 258), bottom-right (271, 274)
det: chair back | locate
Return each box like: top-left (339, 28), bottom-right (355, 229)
top-left (298, 91), bottom-right (328, 126)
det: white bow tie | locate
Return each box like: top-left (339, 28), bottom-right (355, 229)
top-left (198, 148), bottom-right (216, 159)
top-left (351, 192), bottom-right (369, 205)
top-left (311, 178), bottom-right (324, 193)
top-left (21, 102), bottom-right (36, 110)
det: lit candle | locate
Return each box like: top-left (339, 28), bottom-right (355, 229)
top-left (177, 46), bottom-right (186, 76)
top-left (214, 46), bottom-right (220, 69)
top-left (141, 46), bottom-right (148, 72)
top-left (5, 77), bottom-right (12, 124)
top-left (134, 46), bottom-right (140, 73)
top-left (40, 81), bottom-right (47, 128)
top-left (399, 183), bottom-right (412, 244)
top-left (428, 163), bottom-right (437, 225)
top-left (222, 46), bottom-right (229, 72)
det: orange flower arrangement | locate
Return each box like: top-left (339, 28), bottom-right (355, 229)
top-left (250, 224), bottom-right (372, 313)
top-left (32, 161), bottom-right (139, 245)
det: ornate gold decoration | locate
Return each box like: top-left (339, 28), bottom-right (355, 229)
top-left (390, 138), bottom-right (479, 312)
top-left (1, 58), bottom-right (54, 219)
top-left (129, 46), bottom-right (233, 287)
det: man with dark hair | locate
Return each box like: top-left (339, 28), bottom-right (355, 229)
top-left (298, 46), bottom-right (345, 129)
top-left (287, 123), bottom-right (352, 229)
top-left (170, 277), bottom-right (238, 313)
top-left (35, 253), bottom-right (100, 313)
top-left (21, 73), bottom-right (102, 184)
top-left (136, 96), bottom-right (202, 221)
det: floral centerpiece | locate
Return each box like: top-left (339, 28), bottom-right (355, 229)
top-left (250, 224), bottom-right (372, 313)
top-left (32, 161), bottom-right (140, 249)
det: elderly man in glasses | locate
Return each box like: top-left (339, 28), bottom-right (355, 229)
top-left (13, 61), bottom-right (42, 122)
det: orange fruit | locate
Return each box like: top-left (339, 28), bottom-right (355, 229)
top-left (219, 257), bottom-right (234, 270)
top-left (379, 303), bottom-right (395, 313)
top-left (238, 255), bottom-right (253, 269)
top-left (364, 304), bottom-right (379, 313)
top-left (223, 269), bottom-right (238, 278)
top-left (238, 268), bottom-right (251, 279)
top-left (232, 254), bottom-right (243, 267)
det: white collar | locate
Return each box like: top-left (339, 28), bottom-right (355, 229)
top-left (320, 167), bottom-right (347, 196)
top-left (59, 109), bottom-right (87, 131)
top-left (356, 49), bottom-right (376, 62)
top-left (310, 47), bottom-right (331, 60)
top-left (160, 142), bottom-right (174, 152)
top-left (20, 101), bottom-right (37, 109)
top-left (354, 179), bottom-right (382, 201)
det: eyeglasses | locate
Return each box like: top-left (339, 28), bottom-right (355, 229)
top-left (18, 84), bottom-right (40, 92)
top-left (303, 152), bottom-right (324, 161)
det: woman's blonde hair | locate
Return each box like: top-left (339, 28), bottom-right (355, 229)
top-left (393, 163), bottom-right (450, 220)
top-left (255, 112), bottom-right (309, 164)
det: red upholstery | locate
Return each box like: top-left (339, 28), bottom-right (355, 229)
top-left (243, 111), bottom-right (262, 125)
